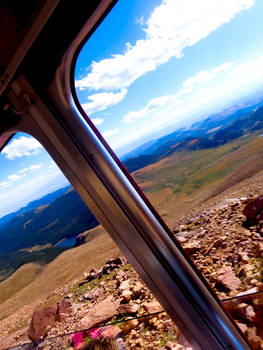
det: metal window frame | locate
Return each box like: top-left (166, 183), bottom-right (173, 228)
top-left (2, 1), bottom-right (251, 349)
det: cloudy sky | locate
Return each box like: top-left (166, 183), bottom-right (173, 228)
top-left (76, 0), bottom-right (263, 154)
top-left (0, 134), bottom-right (69, 217)
top-left (1, 0), bottom-right (263, 218)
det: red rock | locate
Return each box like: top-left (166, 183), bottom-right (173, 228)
top-left (57, 299), bottom-right (73, 322)
top-left (243, 196), bottom-right (263, 220)
top-left (183, 241), bottom-right (201, 255)
top-left (79, 296), bottom-right (121, 329)
top-left (245, 305), bottom-right (256, 322)
top-left (132, 281), bottom-right (144, 298)
top-left (216, 266), bottom-right (241, 291)
top-left (58, 299), bottom-right (72, 314)
top-left (117, 303), bottom-right (139, 314)
top-left (143, 301), bottom-right (163, 314)
top-left (101, 325), bottom-right (122, 338)
top-left (28, 306), bottom-right (57, 341)
top-left (237, 323), bottom-right (248, 334)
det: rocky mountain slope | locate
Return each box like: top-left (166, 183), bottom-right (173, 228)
top-left (2, 170), bottom-right (263, 349)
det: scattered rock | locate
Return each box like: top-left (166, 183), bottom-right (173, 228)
top-left (132, 281), bottom-right (144, 298)
top-left (237, 323), bottom-right (248, 335)
top-left (216, 266), bottom-right (241, 291)
top-left (122, 319), bottom-right (139, 334)
top-left (100, 325), bottom-right (122, 338)
top-left (121, 290), bottom-right (132, 302)
top-left (245, 305), bottom-right (256, 322)
top-left (243, 195), bottom-right (263, 226)
top-left (57, 299), bottom-right (73, 322)
top-left (117, 304), bottom-right (139, 314)
top-left (28, 306), bottom-right (57, 341)
top-left (247, 327), bottom-right (262, 348)
top-left (119, 280), bottom-right (131, 291)
top-left (79, 296), bottom-right (121, 330)
top-left (143, 301), bottom-right (163, 314)
top-left (183, 241), bottom-right (201, 255)
top-left (84, 288), bottom-right (101, 301)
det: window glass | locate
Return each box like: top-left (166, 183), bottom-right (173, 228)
top-left (0, 133), bottom-right (188, 349)
top-left (75, 0), bottom-right (263, 347)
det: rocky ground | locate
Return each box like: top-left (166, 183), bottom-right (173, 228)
top-left (2, 172), bottom-right (263, 349)
top-left (0, 258), bottom-right (190, 350)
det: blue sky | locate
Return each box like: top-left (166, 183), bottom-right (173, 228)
top-left (1, 0), bottom-right (263, 217)
top-left (75, 0), bottom-right (263, 154)
top-left (0, 134), bottom-right (69, 217)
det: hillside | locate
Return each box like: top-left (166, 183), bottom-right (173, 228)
top-left (123, 137), bottom-right (216, 172)
top-left (0, 187), bottom-right (98, 254)
top-left (123, 100), bottom-right (263, 173)
top-left (133, 133), bottom-right (263, 226)
top-left (0, 185), bottom-right (70, 230)
top-left (2, 183), bottom-right (263, 348)
top-left (0, 246), bottom-right (67, 282)
top-left (0, 263), bottom-right (43, 304)
top-left (0, 226), bottom-right (121, 323)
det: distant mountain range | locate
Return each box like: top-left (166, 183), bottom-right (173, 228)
top-left (0, 187), bottom-right (98, 253)
top-left (2, 94), bottom-right (263, 255)
top-left (123, 99), bottom-right (263, 173)
top-left (0, 185), bottom-right (71, 230)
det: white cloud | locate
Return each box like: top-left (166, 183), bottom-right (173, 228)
top-left (117, 55), bottom-right (263, 149)
top-left (102, 128), bottom-right (119, 138)
top-left (82, 89), bottom-right (127, 115)
top-left (19, 168), bottom-right (28, 174)
top-left (123, 62), bottom-right (231, 123)
top-left (178, 63), bottom-right (231, 96)
top-left (0, 170), bottom-right (69, 217)
top-left (0, 181), bottom-right (10, 188)
top-left (0, 173), bottom-right (22, 188)
top-left (0, 162), bottom-right (43, 191)
top-left (2, 136), bottom-right (43, 160)
top-left (18, 163), bottom-right (43, 174)
top-left (76, 0), bottom-right (253, 92)
top-left (8, 174), bottom-right (22, 182)
top-left (91, 118), bottom-right (104, 126)
top-left (123, 95), bottom-right (173, 123)
top-left (136, 16), bottom-right (144, 26)
top-left (29, 163), bottom-right (43, 171)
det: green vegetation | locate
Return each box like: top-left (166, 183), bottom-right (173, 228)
top-left (133, 133), bottom-right (263, 222)
top-left (0, 188), bottom-right (98, 254)
top-left (0, 246), bottom-right (68, 282)
top-left (69, 264), bottom-right (133, 303)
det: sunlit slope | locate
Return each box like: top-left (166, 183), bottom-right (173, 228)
top-left (133, 135), bottom-right (263, 224)
top-left (0, 226), bottom-right (120, 320)
top-left (0, 263), bottom-right (43, 305)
